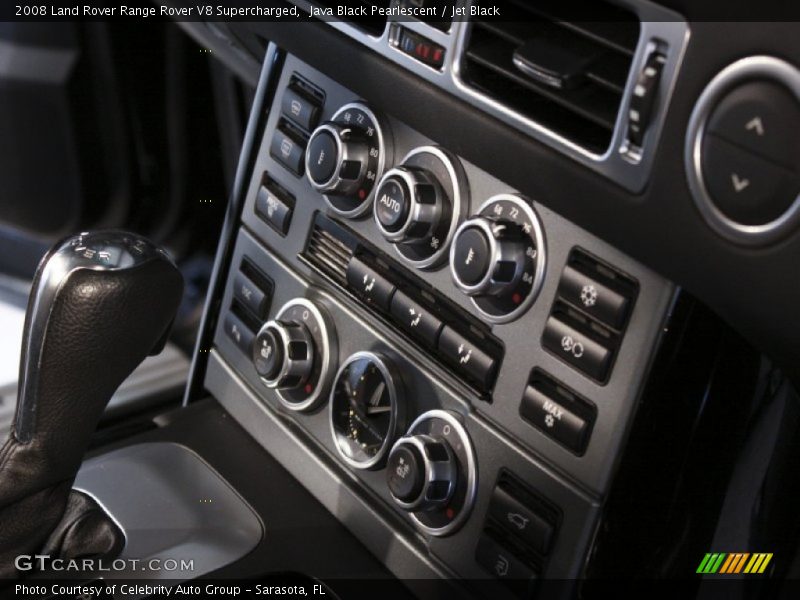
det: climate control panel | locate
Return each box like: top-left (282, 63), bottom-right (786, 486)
top-left (207, 53), bottom-right (676, 587)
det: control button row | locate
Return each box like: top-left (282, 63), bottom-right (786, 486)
top-left (344, 254), bottom-right (499, 391)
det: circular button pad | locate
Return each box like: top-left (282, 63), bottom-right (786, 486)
top-left (685, 56), bottom-right (800, 244)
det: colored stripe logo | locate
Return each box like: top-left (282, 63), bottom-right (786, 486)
top-left (697, 553), bottom-right (772, 574)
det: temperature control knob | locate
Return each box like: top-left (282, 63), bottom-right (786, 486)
top-left (304, 102), bottom-right (391, 218)
top-left (451, 217), bottom-right (526, 297)
top-left (253, 320), bottom-right (314, 389)
top-left (450, 195), bottom-right (546, 323)
top-left (252, 298), bottom-right (337, 412)
top-left (306, 123), bottom-right (369, 197)
top-left (386, 434), bottom-right (456, 512)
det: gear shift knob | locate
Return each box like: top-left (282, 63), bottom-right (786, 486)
top-left (0, 231), bottom-right (183, 572)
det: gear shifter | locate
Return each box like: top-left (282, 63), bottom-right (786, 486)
top-left (0, 231), bottom-right (183, 575)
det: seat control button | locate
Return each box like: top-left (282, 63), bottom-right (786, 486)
top-left (390, 290), bottom-right (443, 348)
top-left (345, 257), bottom-right (396, 311)
top-left (542, 317), bottom-right (612, 382)
top-left (437, 326), bottom-right (497, 390)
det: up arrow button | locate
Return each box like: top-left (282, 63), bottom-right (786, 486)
top-left (745, 116), bottom-right (765, 136)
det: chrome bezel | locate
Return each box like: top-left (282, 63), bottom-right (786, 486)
top-left (328, 351), bottom-right (402, 471)
top-left (401, 409), bottom-right (477, 537)
top-left (450, 194), bottom-right (547, 324)
top-left (320, 102), bottom-right (391, 219)
top-left (270, 298), bottom-right (336, 413)
top-left (685, 56), bottom-right (800, 246)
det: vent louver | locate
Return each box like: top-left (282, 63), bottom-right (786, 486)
top-left (462, 0), bottom-right (641, 153)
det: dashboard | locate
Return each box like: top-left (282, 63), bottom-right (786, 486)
top-left (178, 0), bottom-right (800, 592)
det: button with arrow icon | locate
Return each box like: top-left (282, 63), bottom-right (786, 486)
top-left (389, 290), bottom-right (443, 348)
top-left (707, 80), bottom-right (800, 168)
top-left (702, 135), bottom-right (799, 226)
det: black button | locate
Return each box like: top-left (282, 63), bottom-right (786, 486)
top-left (475, 535), bottom-right (537, 591)
top-left (253, 327), bottom-right (283, 380)
top-left (224, 312), bottom-right (255, 357)
top-left (707, 81), bottom-right (800, 169)
top-left (488, 486), bottom-right (554, 555)
top-left (520, 384), bottom-right (590, 454)
top-left (345, 257), bottom-right (396, 311)
top-left (270, 128), bottom-right (305, 176)
top-left (542, 317), bottom-right (612, 382)
top-left (390, 290), bottom-right (443, 348)
top-left (558, 266), bottom-right (630, 330)
top-left (453, 226), bottom-right (490, 286)
top-left (281, 87), bottom-right (320, 131)
top-left (255, 185), bottom-right (293, 235)
top-left (386, 444), bottom-right (424, 503)
top-left (702, 135), bottom-right (799, 225)
top-left (233, 272), bottom-right (269, 319)
top-left (306, 131), bottom-right (338, 185)
top-left (375, 177), bottom-right (410, 233)
top-left (438, 326), bottom-right (497, 390)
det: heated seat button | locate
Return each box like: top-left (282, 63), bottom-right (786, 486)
top-left (390, 291), bottom-right (443, 348)
top-left (345, 257), bottom-right (396, 311)
top-left (558, 266), bottom-right (630, 329)
top-left (224, 312), bottom-right (255, 356)
top-left (255, 185), bottom-right (293, 235)
top-left (707, 81), bottom-right (800, 168)
top-left (270, 128), bottom-right (305, 176)
top-left (281, 87), bottom-right (320, 132)
top-left (438, 326), bottom-right (497, 390)
top-left (488, 486), bottom-right (554, 555)
top-left (520, 383), bottom-right (589, 454)
top-left (233, 272), bottom-right (269, 319)
top-left (542, 317), bottom-right (612, 382)
top-left (475, 535), bottom-right (537, 591)
top-left (702, 135), bottom-right (799, 226)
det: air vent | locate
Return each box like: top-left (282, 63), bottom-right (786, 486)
top-left (462, 0), bottom-right (640, 153)
top-left (312, 0), bottom-right (391, 37)
top-left (304, 224), bottom-right (353, 284)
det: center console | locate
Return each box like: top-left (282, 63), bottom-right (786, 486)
top-left (201, 46), bottom-right (676, 592)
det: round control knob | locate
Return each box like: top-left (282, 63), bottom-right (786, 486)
top-left (253, 320), bottom-right (314, 390)
top-left (305, 122), bottom-right (369, 197)
top-left (451, 217), bottom-right (526, 297)
top-left (386, 434), bottom-right (456, 512)
top-left (374, 166), bottom-right (443, 244)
